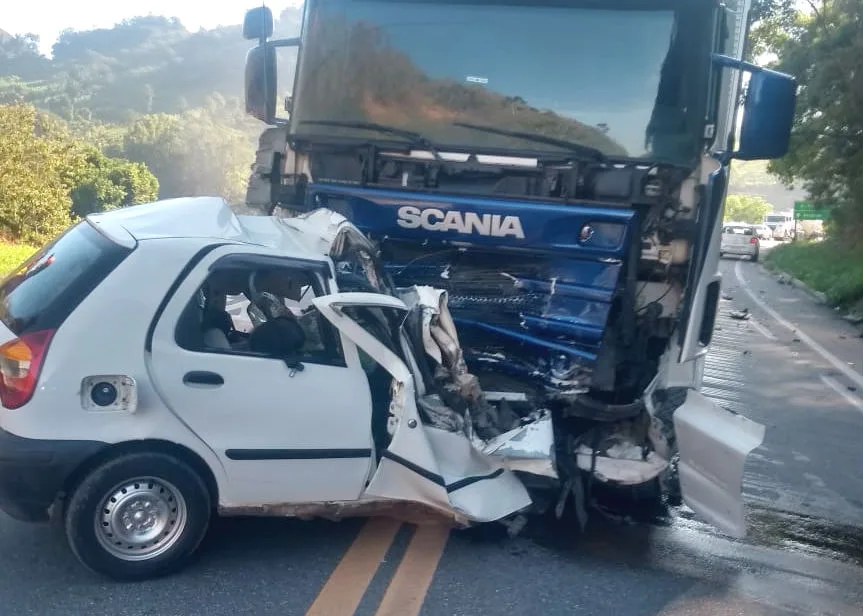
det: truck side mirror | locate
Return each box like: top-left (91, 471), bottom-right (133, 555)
top-left (243, 6), bottom-right (274, 41)
top-left (711, 54), bottom-right (797, 162)
top-left (735, 69), bottom-right (797, 161)
top-left (244, 38), bottom-right (301, 125)
top-left (245, 44), bottom-right (277, 124)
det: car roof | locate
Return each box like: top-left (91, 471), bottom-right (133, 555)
top-left (86, 197), bottom-right (331, 261)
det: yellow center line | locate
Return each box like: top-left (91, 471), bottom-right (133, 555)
top-left (373, 523), bottom-right (451, 616)
top-left (305, 517), bottom-right (403, 616)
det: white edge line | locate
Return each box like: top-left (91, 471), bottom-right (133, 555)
top-left (734, 260), bottom-right (863, 391)
top-left (820, 375), bottom-right (863, 415)
top-left (748, 317), bottom-right (777, 341)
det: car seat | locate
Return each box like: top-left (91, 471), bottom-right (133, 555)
top-left (248, 316), bottom-right (307, 357)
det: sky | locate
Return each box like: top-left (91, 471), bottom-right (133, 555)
top-left (2, 0), bottom-right (303, 55)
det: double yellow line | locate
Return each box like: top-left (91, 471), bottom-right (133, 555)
top-left (305, 517), bottom-right (451, 616)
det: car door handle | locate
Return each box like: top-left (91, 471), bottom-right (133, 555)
top-left (183, 371), bottom-right (224, 386)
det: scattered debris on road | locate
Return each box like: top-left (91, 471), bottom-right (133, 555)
top-left (730, 307), bottom-right (751, 321)
top-left (721, 293), bottom-right (734, 301)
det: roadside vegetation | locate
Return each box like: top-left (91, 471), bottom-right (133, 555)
top-left (0, 241), bottom-right (36, 277)
top-left (765, 240), bottom-right (863, 310)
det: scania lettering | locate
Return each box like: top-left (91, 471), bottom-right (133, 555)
top-left (239, 0), bottom-right (797, 540)
top-left (396, 206), bottom-right (526, 239)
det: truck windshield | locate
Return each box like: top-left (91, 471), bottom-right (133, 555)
top-left (291, 0), bottom-right (711, 165)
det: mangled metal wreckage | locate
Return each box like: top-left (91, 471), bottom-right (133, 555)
top-left (288, 208), bottom-right (765, 537)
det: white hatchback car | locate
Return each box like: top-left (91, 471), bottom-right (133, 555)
top-left (0, 197), bottom-right (764, 581)
top-left (720, 223), bottom-right (760, 261)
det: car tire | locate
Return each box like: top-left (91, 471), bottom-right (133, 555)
top-left (751, 250), bottom-right (759, 262)
top-left (64, 451), bottom-right (212, 581)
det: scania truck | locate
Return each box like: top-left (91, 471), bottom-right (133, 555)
top-left (239, 0), bottom-right (797, 538)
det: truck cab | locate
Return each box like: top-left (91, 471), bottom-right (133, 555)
top-left (239, 0), bottom-right (797, 541)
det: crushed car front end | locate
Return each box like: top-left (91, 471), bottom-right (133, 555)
top-left (285, 201), bottom-right (765, 539)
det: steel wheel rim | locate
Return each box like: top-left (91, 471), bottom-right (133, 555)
top-left (94, 476), bottom-right (188, 561)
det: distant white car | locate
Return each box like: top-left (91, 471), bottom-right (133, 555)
top-left (754, 224), bottom-right (773, 241)
top-left (720, 223), bottom-right (760, 261)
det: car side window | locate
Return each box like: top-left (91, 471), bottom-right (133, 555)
top-left (174, 259), bottom-right (344, 366)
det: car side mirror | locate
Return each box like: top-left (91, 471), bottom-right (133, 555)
top-left (712, 55), bottom-right (797, 161)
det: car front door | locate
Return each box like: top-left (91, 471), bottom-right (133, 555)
top-left (147, 246), bottom-right (375, 507)
top-left (313, 293), bottom-right (533, 523)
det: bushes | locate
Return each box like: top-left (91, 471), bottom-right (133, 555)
top-left (766, 240), bottom-right (863, 308)
top-left (0, 104), bottom-right (158, 244)
top-left (0, 104), bottom-right (75, 244)
top-left (0, 241), bottom-right (38, 278)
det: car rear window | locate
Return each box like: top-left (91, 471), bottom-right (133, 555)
top-left (0, 221), bottom-right (133, 336)
top-left (723, 226), bottom-right (754, 235)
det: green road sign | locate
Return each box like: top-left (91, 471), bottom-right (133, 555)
top-left (794, 200), bottom-right (829, 221)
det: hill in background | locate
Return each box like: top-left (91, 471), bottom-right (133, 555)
top-left (0, 10), bottom-right (301, 121)
top-left (730, 160), bottom-right (804, 213)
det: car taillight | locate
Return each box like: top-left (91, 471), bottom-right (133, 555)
top-left (0, 329), bottom-right (55, 409)
top-left (750, 237), bottom-right (759, 244)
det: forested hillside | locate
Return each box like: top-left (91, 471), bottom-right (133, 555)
top-left (0, 8), bottom-right (302, 215)
top-left (0, 10), bottom-right (300, 120)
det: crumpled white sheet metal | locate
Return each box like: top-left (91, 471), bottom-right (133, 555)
top-left (481, 412), bottom-right (557, 479)
top-left (574, 445), bottom-right (669, 485)
top-left (400, 285), bottom-right (559, 479)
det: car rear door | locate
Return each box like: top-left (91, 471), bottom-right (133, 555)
top-left (724, 225), bottom-right (753, 248)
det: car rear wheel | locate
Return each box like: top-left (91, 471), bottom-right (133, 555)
top-left (751, 250), bottom-right (759, 262)
top-left (64, 452), bottom-right (211, 581)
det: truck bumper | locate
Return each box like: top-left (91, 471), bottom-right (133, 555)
top-left (0, 427), bottom-right (106, 523)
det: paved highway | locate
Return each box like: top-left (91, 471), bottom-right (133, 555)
top-left (1, 256), bottom-right (861, 616)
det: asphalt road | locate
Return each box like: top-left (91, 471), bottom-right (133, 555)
top-left (1, 255), bottom-right (862, 616)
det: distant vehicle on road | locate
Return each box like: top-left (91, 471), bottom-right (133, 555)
top-left (763, 212), bottom-right (794, 241)
top-left (754, 224), bottom-right (773, 240)
top-left (720, 223), bottom-right (760, 261)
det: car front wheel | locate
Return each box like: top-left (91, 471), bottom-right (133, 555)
top-left (64, 451), bottom-right (212, 581)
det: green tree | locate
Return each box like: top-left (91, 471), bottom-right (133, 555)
top-left (766, 0), bottom-right (863, 242)
top-left (120, 107), bottom-right (253, 201)
top-left (724, 194), bottom-right (772, 224)
top-left (69, 144), bottom-right (159, 217)
top-left (0, 104), bottom-right (160, 244)
top-left (0, 104), bottom-right (74, 243)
